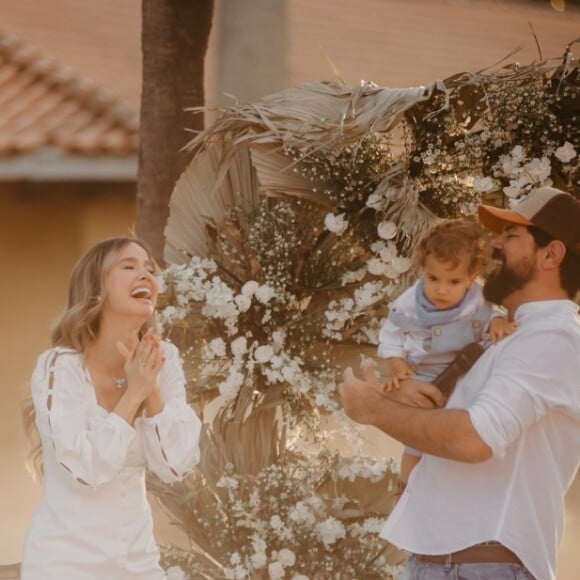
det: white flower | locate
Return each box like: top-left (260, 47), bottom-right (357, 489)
top-left (270, 515), bottom-right (283, 530)
top-left (511, 145), bottom-right (526, 162)
top-left (367, 258), bottom-right (389, 276)
top-left (324, 212), bottom-right (348, 235)
top-left (231, 336), bottom-right (248, 356)
top-left (234, 294), bottom-right (252, 312)
top-left (377, 220), bottom-right (397, 240)
top-left (277, 549), bottom-right (296, 567)
top-left (554, 142), bottom-right (576, 163)
top-left (216, 475), bottom-right (239, 489)
top-left (255, 345), bottom-right (274, 363)
top-left (379, 242), bottom-right (397, 263)
top-left (255, 284), bottom-right (275, 304)
top-left (366, 192), bottom-right (383, 209)
top-left (391, 256), bottom-right (411, 274)
top-left (241, 280), bottom-right (260, 298)
top-left (209, 337), bottom-right (227, 357)
top-left (166, 566), bottom-right (186, 580)
top-left (524, 157), bottom-right (551, 182)
top-left (251, 551), bottom-right (267, 569)
top-left (341, 267), bottom-right (366, 285)
top-left (272, 330), bottom-right (286, 349)
top-left (316, 516), bottom-right (346, 546)
top-left (473, 176), bottom-right (495, 193)
top-left (268, 561), bottom-right (285, 580)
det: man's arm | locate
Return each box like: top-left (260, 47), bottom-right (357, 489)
top-left (340, 363), bottom-right (492, 463)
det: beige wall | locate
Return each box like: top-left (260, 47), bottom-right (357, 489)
top-left (0, 182), bottom-right (136, 562)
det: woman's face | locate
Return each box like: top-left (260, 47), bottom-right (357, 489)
top-left (102, 242), bottom-right (158, 319)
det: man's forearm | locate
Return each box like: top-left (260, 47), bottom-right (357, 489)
top-left (369, 396), bottom-right (492, 463)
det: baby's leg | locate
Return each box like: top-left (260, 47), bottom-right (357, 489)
top-left (400, 451), bottom-right (421, 487)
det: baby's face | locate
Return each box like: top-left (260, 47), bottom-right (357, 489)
top-left (421, 254), bottom-right (476, 310)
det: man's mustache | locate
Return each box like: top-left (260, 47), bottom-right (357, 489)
top-left (491, 249), bottom-right (505, 262)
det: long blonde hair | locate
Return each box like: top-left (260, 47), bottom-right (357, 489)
top-left (23, 237), bottom-right (157, 479)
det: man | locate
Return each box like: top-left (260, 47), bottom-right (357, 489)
top-left (339, 187), bottom-right (580, 580)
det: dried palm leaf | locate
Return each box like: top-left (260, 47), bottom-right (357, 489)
top-left (164, 142), bottom-right (259, 264)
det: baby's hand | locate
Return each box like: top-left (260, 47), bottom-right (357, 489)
top-left (384, 358), bottom-right (415, 391)
top-left (488, 317), bottom-right (517, 342)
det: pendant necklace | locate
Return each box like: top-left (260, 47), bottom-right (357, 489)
top-left (113, 376), bottom-right (127, 389)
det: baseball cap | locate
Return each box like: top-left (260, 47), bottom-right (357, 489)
top-left (478, 187), bottom-right (580, 255)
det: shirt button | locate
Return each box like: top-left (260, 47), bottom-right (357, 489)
top-left (433, 327), bottom-right (441, 336)
top-left (472, 320), bottom-right (481, 328)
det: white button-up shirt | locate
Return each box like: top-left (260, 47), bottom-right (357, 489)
top-left (381, 300), bottom-right (580, 580)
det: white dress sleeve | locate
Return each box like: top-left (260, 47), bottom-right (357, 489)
top-left (31, 348), bottom-right (136, 488)
top-left (141, 341), bottom-right (202, 483)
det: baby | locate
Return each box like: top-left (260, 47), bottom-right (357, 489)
top-left (378, 219), bottom-right (514, 486)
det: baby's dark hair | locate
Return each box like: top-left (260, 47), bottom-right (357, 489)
top-left (413, 219), bottom-right (487, 275)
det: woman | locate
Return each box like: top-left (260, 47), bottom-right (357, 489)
top-left (21, 237), bottom-right (202, 579)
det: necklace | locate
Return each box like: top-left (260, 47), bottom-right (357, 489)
top-left (113, 376), bottom-right (127, 389)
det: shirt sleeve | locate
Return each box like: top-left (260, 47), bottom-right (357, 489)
top-left (468, 327), bottom-right (579, 459)
top-left (377, 293), bottom-right (408, 359)
top-left (31, 349), bottom-right (136, 488)
top-left (141, 342), bottom-right (202, 483)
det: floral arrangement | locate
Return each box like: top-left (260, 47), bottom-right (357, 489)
top-left (153, 43), bottom-right (578, 579)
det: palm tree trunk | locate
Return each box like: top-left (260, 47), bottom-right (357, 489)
top-left (137, 0), bottom-right (214, 263)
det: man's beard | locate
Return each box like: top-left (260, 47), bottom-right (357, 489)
top-left (483, 250), bottom-right (536, 305)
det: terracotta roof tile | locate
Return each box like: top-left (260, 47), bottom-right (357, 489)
top-left (0, 31), bottom-right (138, 156)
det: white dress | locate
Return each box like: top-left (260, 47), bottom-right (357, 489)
top-left (21, 341), bottom-right (202, 580)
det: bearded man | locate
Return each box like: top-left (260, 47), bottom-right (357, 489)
top-left (339, 187), bottom-right (580, 580)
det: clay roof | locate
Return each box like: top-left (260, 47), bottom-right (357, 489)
top-left (0, 31), bottom-right (138, 156)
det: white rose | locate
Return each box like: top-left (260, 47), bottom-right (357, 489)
top-left (241, 280), bottom-right (260, 298)
top-left (268, 561), bottom-right (285, 580)
top-left (254, 345), bottom-right (274, 363)
top-left (511, 145), bottom-right (526, 162)
top-left (366, 192), bottom-right (383, 209)
top-left (251, 551), bottom-right (267, 569)
top-left (277, 549), bottom-right (296, 567)
top-left (231, 336), bottom-right (248, 356)
top-left (324, 213), bottom-right (348, 235)
top-left (209, 337), bottom-right (226, 357)
top-left (255, 284), bottom-right (275, 304)
top-left (166, 567), bottom-right (186, 580)
top-left (367, 258), bottom-right (389, 276)
top-left (391, 256), bottom-right (411, 274)
top-left (235, 294), bottom-right (252, 312)
top-left (377, 220), bottom-right (397, 240)
top-left (473, 176), bottom-right (495, 193)
top-left (554, 142), bottom-right (577, 163)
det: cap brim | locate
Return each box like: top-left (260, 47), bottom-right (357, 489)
top-left (478, 204), bottom-right (533, 234)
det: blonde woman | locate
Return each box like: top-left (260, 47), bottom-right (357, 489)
top-left (21, 237), bottom-right (202, 580)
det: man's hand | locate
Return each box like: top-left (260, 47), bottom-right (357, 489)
top-left (339, 361), bottom-right (446, 427)
top-left (340, 360), bottom-right (386, 425)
